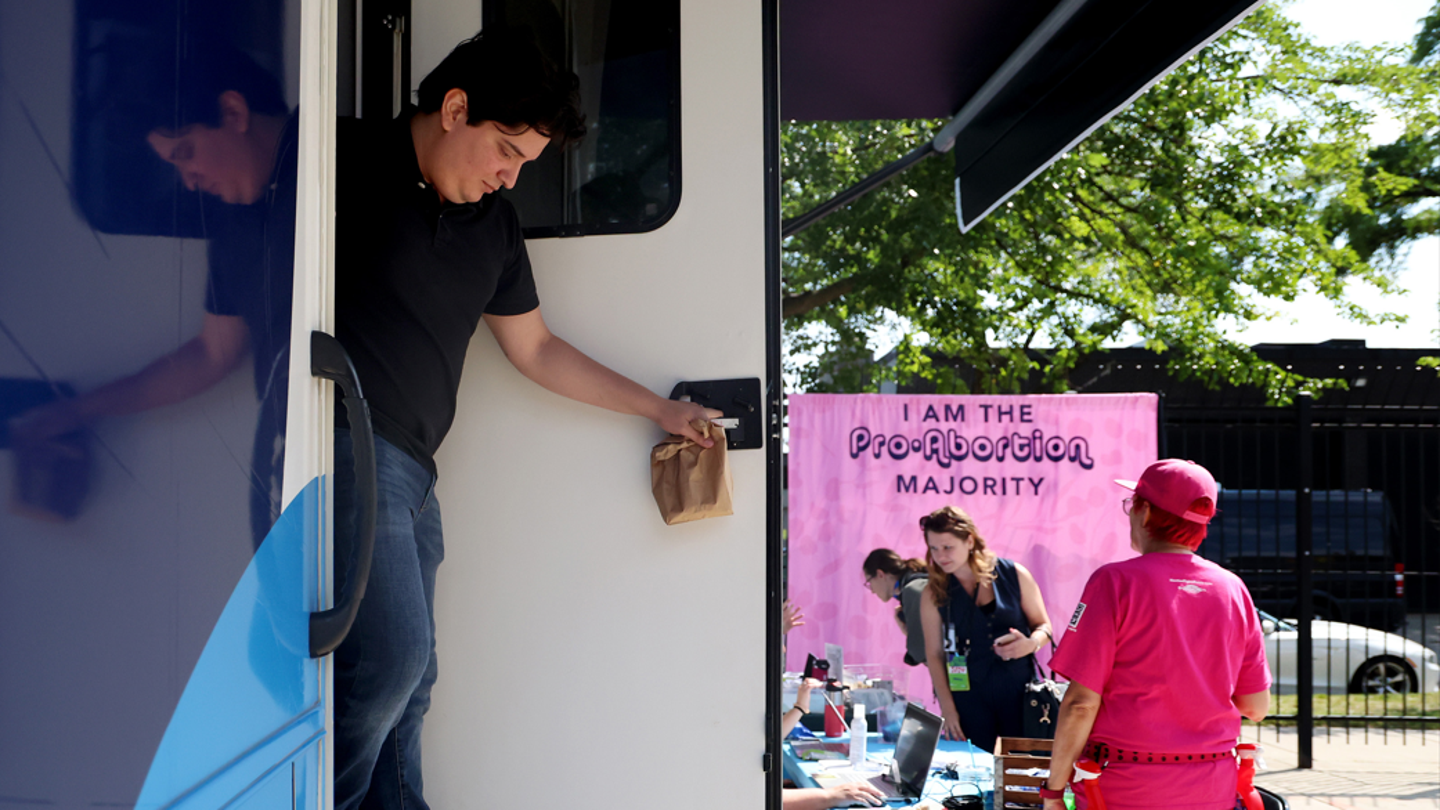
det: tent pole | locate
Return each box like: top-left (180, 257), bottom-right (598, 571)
top-left (780, 141), bottom-right (935, 238)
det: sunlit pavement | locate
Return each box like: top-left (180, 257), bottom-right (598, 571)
top-left (1244, 726), bottom-right (1439, 809)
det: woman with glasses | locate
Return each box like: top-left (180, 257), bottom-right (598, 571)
top-left (1039, 460), bottom-right (1270, 810)
top-left (918, 506), bottom-right (1054, 753)
top-left (861, 549), bottom-right (929, 667)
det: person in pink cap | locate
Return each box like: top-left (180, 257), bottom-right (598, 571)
top-left (1040, 460), bottom-right (1272, 810)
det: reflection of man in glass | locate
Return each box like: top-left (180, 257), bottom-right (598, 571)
top-left (10, 44), bottom-right (297, 545)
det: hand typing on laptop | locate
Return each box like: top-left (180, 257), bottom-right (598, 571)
top-left (829, 782), bottom-right (886, 807)
top-left (790, 703), bottom-right (944, 808)
top-left (782, 781), bottom-right (886, 809)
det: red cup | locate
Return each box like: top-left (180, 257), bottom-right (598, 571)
top-left (824, 701), bottom-right (846, 737)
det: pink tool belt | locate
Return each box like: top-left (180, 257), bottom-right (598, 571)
top-left (1084, 742), bottom-right (1235, 765)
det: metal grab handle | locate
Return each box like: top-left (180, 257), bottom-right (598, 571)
top-left (308, 330), bottom-right (377, 658)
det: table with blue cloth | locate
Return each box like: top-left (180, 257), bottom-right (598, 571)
top-left (783, 731), bottom-right (994, 808)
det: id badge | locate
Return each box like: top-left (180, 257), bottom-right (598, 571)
top-left (947, 654), bottom-right (970, 691)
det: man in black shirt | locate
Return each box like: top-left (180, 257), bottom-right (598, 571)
top-left (329, 30), bottom-right (716, 810)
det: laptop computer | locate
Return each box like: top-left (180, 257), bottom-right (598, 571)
top-left (809, 702), bottom-right (943, 806)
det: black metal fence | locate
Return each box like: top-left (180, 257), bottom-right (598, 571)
top-left (1166, 393), bottom-right (1440, 755)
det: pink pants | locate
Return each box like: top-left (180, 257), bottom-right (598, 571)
top-left (1071, 759), bottom-right (1236, 810)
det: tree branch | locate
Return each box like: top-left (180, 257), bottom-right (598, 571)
top-left (782, 277), bottom-right (858, 318)
top-left (1067, 191), bottom-right (1162, 268)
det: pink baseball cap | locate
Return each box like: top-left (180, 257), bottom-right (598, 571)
top-left (1115, 459), bottom-right (1218, 524)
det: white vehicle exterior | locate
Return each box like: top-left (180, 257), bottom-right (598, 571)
top-left (1260, 611), bottom-right (1440, 695)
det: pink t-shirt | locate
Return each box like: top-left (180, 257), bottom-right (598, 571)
top-left (1051, 552), bottom-right (1271, 754)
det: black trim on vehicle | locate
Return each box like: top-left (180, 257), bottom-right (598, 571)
top-left (763, 0), bottom-right (784, 806)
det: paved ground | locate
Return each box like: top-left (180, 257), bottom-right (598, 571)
top-left (1245, 726), bottom-right (1439, 809)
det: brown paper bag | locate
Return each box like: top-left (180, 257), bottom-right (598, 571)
top-left (650, 419), bottom-right (733, 525)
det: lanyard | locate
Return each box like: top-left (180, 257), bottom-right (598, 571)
top-left (945, 576), bottom-right (985, 657)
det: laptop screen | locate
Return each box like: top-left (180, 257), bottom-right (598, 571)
top-left (892, 703), bottom-right (942, 796)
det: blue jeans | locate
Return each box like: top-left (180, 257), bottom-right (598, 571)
top-left (332, 429), bottom-right (443, 810)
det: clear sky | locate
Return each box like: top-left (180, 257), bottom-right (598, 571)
top-left (1223, 0), bottom-right (1439, 349)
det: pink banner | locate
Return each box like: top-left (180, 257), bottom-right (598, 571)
top-left (786, 394), bottom-right (1157, 701)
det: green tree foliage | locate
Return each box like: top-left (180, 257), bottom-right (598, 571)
top-left (1328, 2), bottom-right (1440, 265)
top-left (782, 3), bottom-right (1440, 401)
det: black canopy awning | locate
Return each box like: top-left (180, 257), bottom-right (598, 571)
top-left (781, 0), bottom-right (1267, 232)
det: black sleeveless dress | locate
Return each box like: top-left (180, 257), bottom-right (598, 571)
top-left (942, 558), bottom-right (1034, 753)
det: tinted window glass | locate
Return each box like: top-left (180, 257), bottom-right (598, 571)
top-left (1207, 491), bottom-right (1394, 560)
top-left (487, 0), bottom-right (681, 237)
top-left (2, 0), bottom-right (306, 801)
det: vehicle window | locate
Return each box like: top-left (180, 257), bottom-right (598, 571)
top-left (1258, 611), bottom-right (1296, 632)
top-left (1315, 492), bottom-right (1392, 558)
top-left (486, 0), bottom-right (681, 237)
top-left (1209, 490), bottom-right (1297, 560)
top-left (1211, 490), bottom-right (1396, 561)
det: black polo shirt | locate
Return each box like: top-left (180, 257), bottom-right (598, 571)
top-left (206, 110), bottom-right (299, 401)
top-left (207, 110), bottom-right (300, 542)
top-left (335, 110), bottom-right (540, 475)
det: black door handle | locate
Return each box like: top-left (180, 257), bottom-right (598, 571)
top-left (308, 330), bottom-right (377, 658)
top-left (669, 378), bottom-right (763, 450)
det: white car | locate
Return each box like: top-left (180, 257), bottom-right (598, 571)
top-left (1260, 610), bottom-right (1440, 694)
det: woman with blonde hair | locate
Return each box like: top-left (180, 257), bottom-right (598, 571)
top-left (919, 505), bottom-right (1054, 753)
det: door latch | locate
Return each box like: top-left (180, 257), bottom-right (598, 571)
top-left (669, 378), bottom-right (763, 450)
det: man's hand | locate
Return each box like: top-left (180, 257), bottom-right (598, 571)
top-left (823, 782), bottom-right (884, 808)
top-left (8, 399), bottom-right (85, 451)
top-left (652, 397), bottom-right (723, 446)
top-left (1042, 797), bottom-right (1065, 810)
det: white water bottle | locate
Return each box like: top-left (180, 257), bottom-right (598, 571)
top-left (849, 704), bottom-right (868, 765)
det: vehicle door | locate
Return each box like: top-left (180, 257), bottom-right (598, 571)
top-left (1261, 614), bottom-right (1298, 693)
top-left (353, 1), bottom-right (779, 807)
top-left (0, 1), bottom-right (337, 806)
